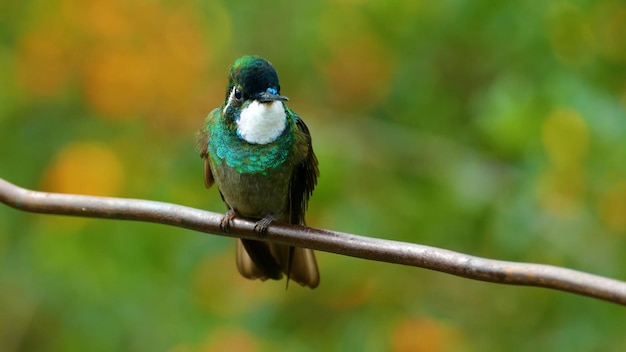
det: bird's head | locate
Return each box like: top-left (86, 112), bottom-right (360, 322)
top-left (223, 56), bottom-right (288, 111)
top-left (222, 56), bottom-right (290, 144)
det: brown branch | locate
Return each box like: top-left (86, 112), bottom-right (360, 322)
top-left (1, 177), bottom-right (625, 305)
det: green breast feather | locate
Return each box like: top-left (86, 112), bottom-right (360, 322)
top-left (207, 111), bottom-right (294, 175)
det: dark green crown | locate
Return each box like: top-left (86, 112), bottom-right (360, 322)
top-left (226, 56), bottom-right (281, 100)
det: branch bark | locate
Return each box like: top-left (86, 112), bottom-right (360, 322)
top-left (1, 177), bottom-right (625, 305)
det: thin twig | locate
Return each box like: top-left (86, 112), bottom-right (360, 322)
top-left (1, 177), bottom-right (625, 305)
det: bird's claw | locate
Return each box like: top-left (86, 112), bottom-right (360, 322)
top-left (219, 209), bottom-right (237, 233)
top-left (254, 215), bottom-right (276, 238)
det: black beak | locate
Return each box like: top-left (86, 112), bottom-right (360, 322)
top-left (254, 91), bottom-right (289, 102)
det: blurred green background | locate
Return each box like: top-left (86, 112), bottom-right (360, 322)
top-left (1, 0), bottom-right (626, 351)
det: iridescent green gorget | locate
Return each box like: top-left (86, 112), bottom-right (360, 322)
top-left (206, 108), bottom-right (295, 175)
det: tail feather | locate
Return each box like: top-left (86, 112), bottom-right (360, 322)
top-left (236, 240), bottom-right (319, 288)
top-left (270, 243), bottom-right (319, 289)
top-left (236, 239), bottom-right (283, 280)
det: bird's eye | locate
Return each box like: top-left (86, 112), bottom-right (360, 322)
top-left (234, 88), bottom-right (243, 102)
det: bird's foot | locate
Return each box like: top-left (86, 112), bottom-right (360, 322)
top-left (254, 214), bottom-right (276, 238)
top-left (220, 209), bottom-right (237, 233)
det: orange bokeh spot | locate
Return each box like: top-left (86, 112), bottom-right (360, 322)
top-left (323, 278), bottom-right (376, 309)
top-left (41, 142), bottom-right (124, 196)
top-left (391, 318), bottom-right (463, 352)
top-left (83, 48), bottom-right (155, 118)
top-left (17, 0), bottom-right (214, 125)
top-left (77, 1), bottom-right (209, 121)
top-left (191, 252), bottom-right (274, 317)
top-left (320, 36), bottom-right (395, 113)
top-left (16, 25), bottom-right (71, 97)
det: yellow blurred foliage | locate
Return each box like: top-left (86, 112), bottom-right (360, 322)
top-left (593, 1), bottom-right (626, 62)
top-left (391, 318), bottom-right (463, 352)
top-left (537, 165), bottom-right (586, 218)
top-left (599, 181), bottom-right (626, 233)
top-left (539, 108), bottom-right (589, 217)
top-left (203, 328), bottom-right (259, 352)
top-left (41, 142), bottom-right (124, 196)
top-left (547, 2), bottom-right (595, 67)
top-left (548, 1), bottom-right (626, 66)
top-left (542, 108), bottom-right (589, 167)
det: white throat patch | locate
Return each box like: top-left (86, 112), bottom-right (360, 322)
top-left (236, 100), bottom-right (286, 144)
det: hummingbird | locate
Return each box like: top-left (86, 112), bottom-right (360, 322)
top-left (198, 56), bottom-right (320, 288)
